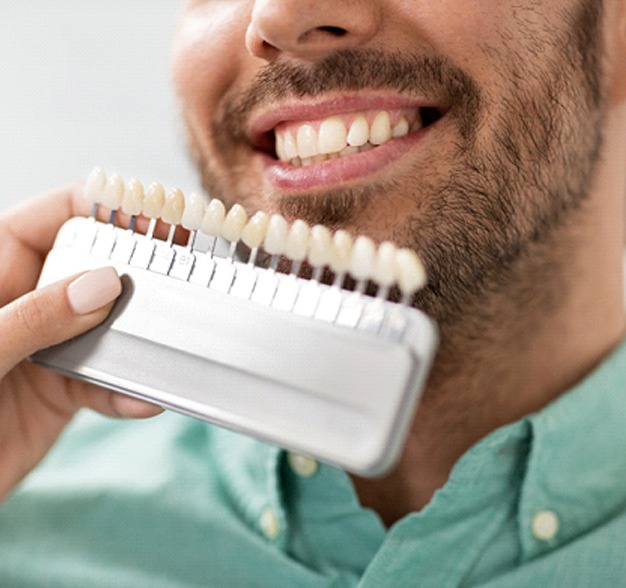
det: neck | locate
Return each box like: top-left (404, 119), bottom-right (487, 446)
top-left (352, 125), bottom-right (626, 525)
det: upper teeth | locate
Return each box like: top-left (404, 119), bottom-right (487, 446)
top-left (274, 109), bottom-right (422, 166)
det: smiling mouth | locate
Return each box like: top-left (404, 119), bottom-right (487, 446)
top-left (260, 106), bottom-right (445, 167)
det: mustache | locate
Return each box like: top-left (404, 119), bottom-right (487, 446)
top-left (219, 48), bottom-right (482, 142)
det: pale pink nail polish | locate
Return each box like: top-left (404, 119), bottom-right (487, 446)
top-left (67, 267), bottom-right (122, 315)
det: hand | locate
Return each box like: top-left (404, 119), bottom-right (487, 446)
top-left (0, 186), bottom-right (163, 501)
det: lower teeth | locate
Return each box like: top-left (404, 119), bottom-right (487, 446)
top-left (289, 143), bottom-right (376, 167)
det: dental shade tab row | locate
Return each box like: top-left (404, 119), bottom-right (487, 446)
top-left (82, 167), bottom-right (427, 335)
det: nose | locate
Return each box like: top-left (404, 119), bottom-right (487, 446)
top-left (246, 0), bottom-right (381, 61)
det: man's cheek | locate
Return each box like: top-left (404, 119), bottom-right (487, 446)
top-left (171, 9), bottom-right (247, 118)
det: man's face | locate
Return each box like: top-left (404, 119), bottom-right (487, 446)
top-left (172, 0), bottom-right (606, 323)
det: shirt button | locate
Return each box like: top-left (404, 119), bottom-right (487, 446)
top-left (287, 453), bottom-right (319, 478)
top-left (531, 510), bottom-right (559, 541)
top-left (260, 507), bottom-right (280, 540)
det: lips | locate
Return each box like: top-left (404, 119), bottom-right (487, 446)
top-left (248, 94), bottom-right (446, 191)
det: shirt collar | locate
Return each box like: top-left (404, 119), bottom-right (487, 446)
top-left (209, 428), bottom-right (288, 548)
top-left (519, 337), bottom-right (626, 559)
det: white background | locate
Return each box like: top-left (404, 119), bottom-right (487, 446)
top-left (0, 2), bottom-right (201, 213)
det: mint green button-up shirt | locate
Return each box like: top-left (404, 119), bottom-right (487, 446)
top-left (1, 340), bottom-right (626, 587)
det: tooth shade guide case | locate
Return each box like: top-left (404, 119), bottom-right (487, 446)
top-left (33, 170), bottom-right (438, 476)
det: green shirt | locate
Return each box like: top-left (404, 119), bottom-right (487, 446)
top-left (1, 341), bottom-right (626, 587)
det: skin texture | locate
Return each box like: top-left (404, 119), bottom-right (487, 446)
top-left (172, 0), bottom-right (626, 522)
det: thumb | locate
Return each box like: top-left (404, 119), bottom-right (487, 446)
top-left (0, 266), bottom-right (122, 373)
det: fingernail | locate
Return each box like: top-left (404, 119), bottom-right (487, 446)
top-left (67, 267), bottom-right (122, 315)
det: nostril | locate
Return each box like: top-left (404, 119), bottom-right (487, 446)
top-left (318, 26), bottom-right (348, 37)
top-left (248, 4), bottom-right (380, 60)
top-left (297, 25), bottom-right (349, 46)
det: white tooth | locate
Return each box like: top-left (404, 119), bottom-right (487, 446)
top-left (85, 167), bottom-right (106, 204)
top-left (330, 229), bottom-right (353, 275)
top-left (392, 116), bottom-right (410, 138)
top-left (370, 111), bottom-right (392, 145)
top-left (264, 214), bottom-right (289, 255)
top-left (221, 203), bottom-right (248, 242)
top-left (374, 241), bottom-right (397, 287)
top-left (181, 191), bottom-right (205, 231)
top-left (143, 181), bottom-right (166, 219)
top-left (318, 117), bottom-right (348, 154)
top-left (359, 143), bottom-right (374, 153)
top-left (241, 211), bottom-right (269, 249)
top-left (275, 133), bottom-right (286, 161)
top-left (286, 219), bottom-right (310, 262)
top-left (121, 178), bottom-right (144, 216)
top-left (200, 198), bottom-right (226, 236)
top-left (161, 188), bottom-right (185, 225)
top-left (350, 235), bottom-right (377, 281)
top-left (347, 116), bottom-right (369, 147)
top-left (296, 124), bottom-right (318, 158)
top-left (339, 145), bottom-right (359, 158)
top-left (283, 131), bottom-right (298, 160)
top-left (395, 248), bottom-right (427, 296)
top-left (102, 173), bottom-right (124, 211)
top-left (301, 157), bottom-right (314, 167)
top-left (308, 224), bottom-right (332, 268)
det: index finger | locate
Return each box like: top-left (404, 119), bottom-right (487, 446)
top-left (0, 184), bottom-right (90, 306)
top-left (0, 183), bottom-right (90, 257)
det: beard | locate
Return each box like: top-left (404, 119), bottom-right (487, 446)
top-left (187, 0), bottom-right (606, 328)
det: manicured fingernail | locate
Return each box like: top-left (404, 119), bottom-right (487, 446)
top-left (67, 267), bottom-right (122, 315)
